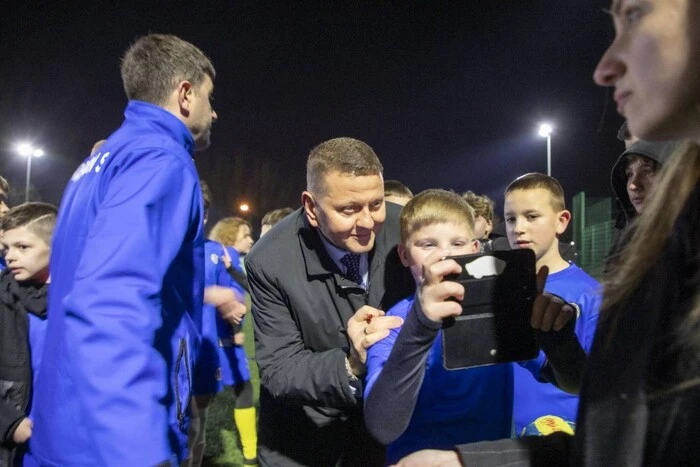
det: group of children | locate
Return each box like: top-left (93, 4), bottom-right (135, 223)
top-left (366, 174), bottom-right (599, 463)
top-left (0, 139), bottom-right (659, 465)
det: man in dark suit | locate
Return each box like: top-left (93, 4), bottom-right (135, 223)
top-left (245, 137), bottom-right (415, 466)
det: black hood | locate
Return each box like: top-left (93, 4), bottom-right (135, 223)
top-left (610, 139), bottom-right (679, 227)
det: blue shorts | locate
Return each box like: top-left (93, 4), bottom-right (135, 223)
top-left (218, 344), bottom-right (251, 386)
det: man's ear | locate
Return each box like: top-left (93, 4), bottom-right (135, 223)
top-left (556, 209), bottom-right (571, 235)
top-left (302, 191), bottom-right (319, 228)
top-left (397, 242), bottom-right (410, 267)
top-left (176, 80), bottom-right (194, 116)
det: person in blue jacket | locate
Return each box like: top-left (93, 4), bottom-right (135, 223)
top-left (208, 217), bottom-right (258, 465)
top-left (29, 34), bottom-right (218, 466)
top-left (186, 182), bottom-right (247, 467)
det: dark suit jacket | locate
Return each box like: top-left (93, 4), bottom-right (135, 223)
top-left (245, 202), bottom-right (414, 466)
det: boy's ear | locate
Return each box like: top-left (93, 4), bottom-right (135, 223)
top-left (556, 209), bottom-right (572, 235)
top-left (302, 191), bottom-right (319, 228)
top-left (397, 243), bottom-right (410, 267)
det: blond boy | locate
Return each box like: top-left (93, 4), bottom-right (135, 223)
top-left (363, 189), bottom-right (580, 463)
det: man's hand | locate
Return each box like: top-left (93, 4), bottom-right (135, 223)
top-left (531, 266), bottom-right (575, 332)
top-left (347, 305), bottom-right (403, 376)
top-left (12, 417), bottom-right (32, 444)
top-left (204, 286), bottom-right (246, 325)
top-left (418, 249), bottom-right (465, 322)
top-left (391, 449), bottom-right (462, 467)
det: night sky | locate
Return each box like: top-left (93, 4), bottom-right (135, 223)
top-left (1, 1), bottom-right (622, 232)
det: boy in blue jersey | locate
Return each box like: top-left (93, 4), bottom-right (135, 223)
top-left (29, 34), bottom-right (221, 466)
top-left (0, 203), bottom-right (55, 466)
top-left (364, 189), bottom-right (584, 464)
top-left (187, 182), bottom-right (248, 467)
top-left (503, 173), bottom-right (600, 434)
top-left (209, 217), bottom-right (258, 465)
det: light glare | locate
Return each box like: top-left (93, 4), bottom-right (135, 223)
top-left (538, 123), bottom-right (553, 137)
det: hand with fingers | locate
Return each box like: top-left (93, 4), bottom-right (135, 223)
top-left (347, 305), bottom-right (403, 377)
top-left (531, 266), bottom-right (576, 332)
top-left (204, 285), bottom-right (247, 325)
top-left (417, 249), bottom-right (466, 323)
top-left (531, 266), bottom-right (586, 394)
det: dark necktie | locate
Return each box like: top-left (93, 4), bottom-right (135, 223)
top-left (340, 253), bottom-right (362, 285)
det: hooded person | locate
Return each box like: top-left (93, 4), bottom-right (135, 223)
top-left (608, 138), bottom-right (678, 259)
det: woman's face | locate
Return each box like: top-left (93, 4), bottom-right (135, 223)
top-left (594, 0), bottom-right (700, 142)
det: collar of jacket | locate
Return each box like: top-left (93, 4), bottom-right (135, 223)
top-left (123, 100), bottom-right (196, 156)
top-left (296, 211), bottom-right (382, 290)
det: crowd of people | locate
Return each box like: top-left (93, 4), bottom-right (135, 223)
top-left (1, 1), bottom-right (698, 466)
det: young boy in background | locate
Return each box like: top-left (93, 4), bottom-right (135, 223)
top-left (503, 173), bottom-right (600, 434)
top-left (364, 189), bottom-right (582, 463)
top-left (0, 203), bottom-right (56, 465)
top-left (187, 182), bottom-right (248, 467)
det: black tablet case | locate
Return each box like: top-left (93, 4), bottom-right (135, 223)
top-left (442, 249), bottom-right (538, 370)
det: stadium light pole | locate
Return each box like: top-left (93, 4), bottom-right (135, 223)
top-left (16, 143), bottom-right (45, 202)
top-left (538, 123), bottom-right (553, 176)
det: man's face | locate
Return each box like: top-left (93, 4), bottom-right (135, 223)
top-left (625, 155), bottom-right (658, 214)
top-left (189, 75), bottom-right (217, 151)
top-left (260, 223), bottom-right (272, 238)
top-left (303, 171), bottom-right (385, 254)
top-left (0, 189), bottom-right (9, 217)
top-left (399, 221), bottom-right (479, 285)
top-left (234, 224), bottom-right (254, 254)
top-left (1, 226), bottom-right (50, 283)
top-left (504, 189), bottom-right (569, 265)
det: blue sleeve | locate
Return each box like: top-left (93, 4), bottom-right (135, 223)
top-left (363, 304), bottom-right (406, 398)
top-left (62, 151), bottom-right (199, 465)
top-left (576, 288), bottom-right (601, 353)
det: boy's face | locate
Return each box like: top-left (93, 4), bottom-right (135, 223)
top-left (233, 224), bottom-right (254, 254)
top-left (625, 155), bottom-right (658, 214)
top-left (473, 215), bottom-right (493, 239)
top-left (1, 226), bottom-right (50, 283)
top-left (399, 221), bottom-right (479, 285)
top-left (504, 188), bottom-right (570, 265)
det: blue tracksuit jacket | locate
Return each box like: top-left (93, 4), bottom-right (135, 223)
top-left (29, 101), bottom-right (205, 466)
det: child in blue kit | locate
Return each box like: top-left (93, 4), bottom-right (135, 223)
top-left (208, 216), bottom-right (257, 465)
top-left (187, 182), bottom-right (248, 467)
top-left (503, 173), bottom-right (600, 434)
top-left (364, 189), bottom-right (584, 464)
top-left (0, 203), bottom-right (56, 466)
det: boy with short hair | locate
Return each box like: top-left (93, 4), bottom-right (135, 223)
top-left (503, 173), bottom-right (600, 434)
top-left (462, 191), bottom-right (494, 240)
top-left (384, 179), bottom-right (414, 206)
top-left (364, 189), bottom-right (582, 463)
top-left (260, 207), bottom-right (293, 238)
top-left (0, 202), bottom-right (56, 465)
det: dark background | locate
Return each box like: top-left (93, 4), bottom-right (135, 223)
top-left (1, 1), bottom-right (621, 233)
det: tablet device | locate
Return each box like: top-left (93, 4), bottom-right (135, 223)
top-left (441, 249), bottom-right (538, 370)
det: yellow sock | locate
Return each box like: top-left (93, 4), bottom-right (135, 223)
top-left (234, 407), bottom-right (257, 461)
